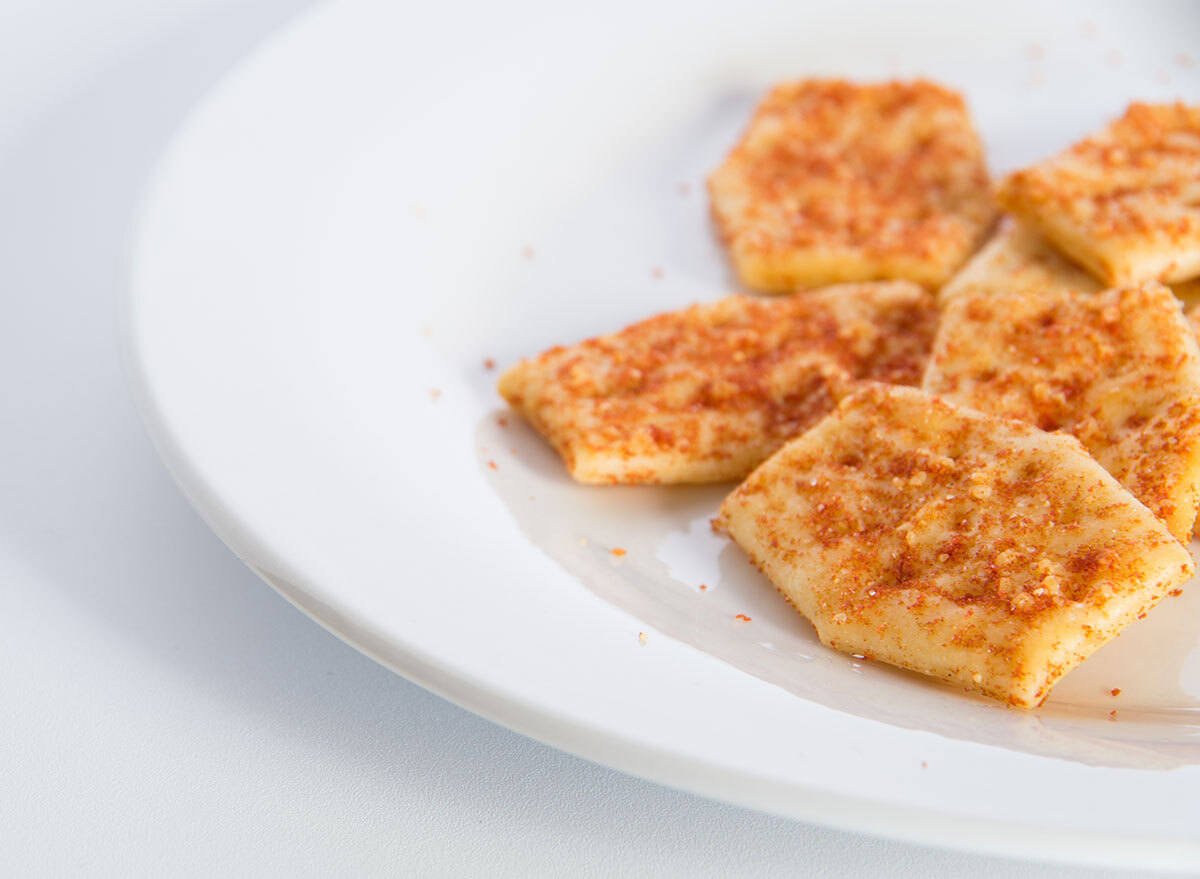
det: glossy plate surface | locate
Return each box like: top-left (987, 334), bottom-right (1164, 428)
top-left (124, 0), bottom-right (1200, 868)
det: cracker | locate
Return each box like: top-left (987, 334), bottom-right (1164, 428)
top-left (718, 384), bottom-right (1193, 708)
top-left (709, 79), bottom-right (995, 292)
top-left (937, 216), bottom-right (1100, 304)
top-left (997, 102), bottom-right (1200, 286)
top-left (499, 282), bottom-right (937, 484)
top-left (924, 282), bottom-right (1200, 540)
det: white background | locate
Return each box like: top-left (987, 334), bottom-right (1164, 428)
top-left (0, 1), bottom-right (1189, 876)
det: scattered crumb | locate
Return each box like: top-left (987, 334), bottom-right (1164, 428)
top-left (1109, 710), bottom-right (1118, 720)
top-left (1178, 52), bottom-right (1196, 69)
top-left (735, 614), bottom-right (752, 622)
top-left (611, 547), bottom-right (627, 557)
top-left (1111, 688), bottom-right (1122, 697)
top-left (521, 245), bottom-right (536, 260)
top-left (578, 538), bottom-right (587, 546)
top-left (487, 460), bottom-right (498, 470)
top-left (483, 357), bottom-right (496, 370)
top-left (650, 266), bottom-right (664, 280)
top-left (509, 447), bottom-right (518, 455)
top-left (497, 416), bottom-right (508, 428)
top-left (699, 584), bottom-right (708, 592)
top-left (430, 388), bottom-right (441, 400)
top-left (1169, 588), bottom-right (1184, 597)
top-left (638, 632), bottom-right (648, 646)
top-left (1137, 612), bottom-right (1147, 620)
top-left (921, 761), bottom-right (929, 769)
top-left (710, 518), bottom-right (723, 534)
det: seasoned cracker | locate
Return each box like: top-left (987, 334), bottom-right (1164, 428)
top-left (998, 102), bottom-right (1200, 285)
top-left (709, 79), bottom-right (995, 292)
top-left (938, 216), bottom-right (1200, 305)
top-left (937, 216), bottom-right (1100, 304)
top-left (924, 282), bottom-right (1200, 540)
top-left (718, 384), bottom-right (1193, 708)
top-left (499, 282), bottom-right (937, 484)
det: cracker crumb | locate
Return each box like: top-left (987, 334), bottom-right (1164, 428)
top-left (430, 388), bottom-right (441, 400)
top-left (735, 614), bottom-right (752, 622)
top-left (521, 245), bottom-right (535, 260)
top-left (650, 266), bottom-right (664, 280)
top-left (611, 547), bottom-right (627, 557)
top-left (638, 632), bottom-right (648, 646)
top-left (487, 460), bottom-right (497, 470)
top-left (483, 357), bottom-right (496, 370)
top-left (1110, 688), bottom-right (1122, 697)
top-left (699, 584), bottom-right (708, 591)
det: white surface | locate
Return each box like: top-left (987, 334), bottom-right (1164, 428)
top-left (124, 0), bottom-right (1200, 869)
top-left (0, 1), bottom-right (1193, 876)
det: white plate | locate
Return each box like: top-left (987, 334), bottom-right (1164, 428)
top-left (123, 0), bottom-right (1200, 869)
